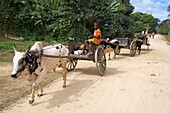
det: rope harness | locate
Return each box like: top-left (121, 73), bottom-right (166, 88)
top-left (24, 44), bottom-right (64, 75)
top-left (26, 50), bottom-right (40, 74)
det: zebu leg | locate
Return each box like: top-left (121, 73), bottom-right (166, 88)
top-left (62, 67), bottom-right (67, 88)
top-left (114, 49), bottom-right (116, 59)
top-left (108, 50), bottom-right (111, 60)
top-left (114, 45), bottom-right (119, 59)
top-left (104, 48), bottom-right (111, 60)
top-left (37, 82), bottom-right (43, 97)
top-left (29, 70), bottom-right (45, 103)
top-left (113, 46), bottom-right (119, 59)
top-left (62, 59), bottom-right (68, 88)
top-left (29, 82), bottom-right (36, 104)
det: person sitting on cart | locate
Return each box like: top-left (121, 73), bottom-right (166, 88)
top-left (142, 28), bottom-right (148, 35)
top-left (140, 28), bottom-right (149, 44)
top-left (83, 22), bottom-right (102, 56)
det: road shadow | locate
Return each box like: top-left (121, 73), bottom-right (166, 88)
top-left (141, 48), bottom-right (153, 52)
top-left (32, 79), bottom-right (96, 108)
top-left (135, 48), bottom-right (153, 56)
top-left (46, 79), bottom-right (94, 109)
top-left (106, 55), bottom-right (127, 61)
top-left (31, 66), bottom-right (126, 108)
top-left (104, 67), bottom-right (126, 77)
top-left (118, 53), bottom-right (131, 57)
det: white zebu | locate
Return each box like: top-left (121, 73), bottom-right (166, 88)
top-left (11, 42), bottom-right (69, 104)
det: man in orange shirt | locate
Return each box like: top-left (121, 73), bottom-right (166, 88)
top-left (88, 22), bottom-right (102, 44)
top-left (83, 22), bottom-right (102, 55)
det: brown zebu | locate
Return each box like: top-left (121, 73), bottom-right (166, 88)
top-left (99, 39), bottom-right (119, 60)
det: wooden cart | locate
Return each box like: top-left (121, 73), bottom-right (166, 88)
top-left (116, 38), bottom-right (137, 57)
top-left (66, 41), bottom-right (106, 75)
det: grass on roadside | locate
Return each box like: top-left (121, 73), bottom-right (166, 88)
top-left (164, 35), bottom-right (170, 42)
top-left (0, 38), bottom-right (59, 62)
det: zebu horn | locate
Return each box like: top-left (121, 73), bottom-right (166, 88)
top-left (13, 44), bottom-right (17, 52)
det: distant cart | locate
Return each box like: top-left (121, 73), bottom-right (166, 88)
top-left (116, 38), bottom-right (137, 57)
top-left (136, 36), bottom-right (150, 54)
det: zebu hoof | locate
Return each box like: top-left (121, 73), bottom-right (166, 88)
top-left (63, 84), bottom-right (66, 88)
top-left (37, 94), bottom-right (43, 97)
top-left (29, 99), bottom-right (34, 104)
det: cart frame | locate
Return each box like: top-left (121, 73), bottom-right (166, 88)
top-left (116, 38), bottom-right (137, 57)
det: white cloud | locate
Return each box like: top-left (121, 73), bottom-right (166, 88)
top-left (131, 0), bottom-right (169, 21)
top-left (143, 0), bottom-right (152, 4)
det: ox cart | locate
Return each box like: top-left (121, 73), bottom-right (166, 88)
top-left (66, 41), bottom-right (106, 75)
top-left (116, 38), bottom-right (137, 57)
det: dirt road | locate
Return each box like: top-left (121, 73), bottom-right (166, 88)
top-left (2, 35), bottom-right (170, 113)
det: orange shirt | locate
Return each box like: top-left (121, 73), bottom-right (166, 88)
top-left (93, 29), bottom-right (102, 44)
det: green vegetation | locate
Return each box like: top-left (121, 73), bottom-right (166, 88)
top-left (1, 0), bottom-right (169, 41)
top-left (158, 4), bottom-right (170, 36)
top-left (0, 38), bottom-right (53, 62)
top-left (0, 0), bottom-right (135, 41)
top-left (158, 19), bottom-right (170, 35)
top-left (130, 12), bottom-right (159, 34)
top-left (168, 4), bottom-right (170, 17)
top-left (165, 35), bottom-right (170, 42)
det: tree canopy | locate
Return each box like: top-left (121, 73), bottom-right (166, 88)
top-left (158, 4), bottom-right (170, 35)
top-left (130, 12), bottom-right (159, 34)
top-left (168, 4), bottom-right (170, 17)
top-left (0, 0), bottom-right (161, 42)
top-left (158, 19), bottom-right (170, 35)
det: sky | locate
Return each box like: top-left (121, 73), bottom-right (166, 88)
top-left (130, 0), bottom-right (170, 22)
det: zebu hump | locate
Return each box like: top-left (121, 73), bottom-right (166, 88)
top-left (30, 41), bottom-right (43, 52)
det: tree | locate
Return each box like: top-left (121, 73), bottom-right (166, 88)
top-left (158, 19), bottom-right (170, 35)
top-left (57, 0), bottom-right (123, 40)
top-left (0, 0), bottom-right (135, 41)
top-left (130, 12), bottom-right (159, 34)
top-left (0, 0), bottom-right (24, 32)
top-left (168, 4), bottom-right (170, 17)
top-left (115, 0), bottom-right (134, 37)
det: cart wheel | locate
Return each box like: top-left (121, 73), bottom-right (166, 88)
top-left (95, 46), bottom-right (106, 76)
top-left (130, 40), bottom-right (137, 57)
top-left (116, 47), bottom-right (121, 55)
top-left (66, 58), bottom-right (78, 71)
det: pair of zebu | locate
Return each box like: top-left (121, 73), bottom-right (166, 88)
top-left (11, 36), bottom-right (149, 104)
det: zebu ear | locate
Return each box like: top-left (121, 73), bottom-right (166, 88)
top-left (13, 44), bottom-right (17, 53)
top-left (23, 46), bottom-right (30, 58)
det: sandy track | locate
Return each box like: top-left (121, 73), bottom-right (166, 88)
top-left (3, 35), bottom-right (170, 113)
